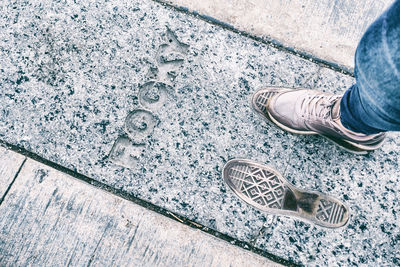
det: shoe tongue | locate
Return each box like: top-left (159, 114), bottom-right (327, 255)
top-left (331, 98), bottom-right (341, 120)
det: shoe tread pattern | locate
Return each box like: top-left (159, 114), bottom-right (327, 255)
top-left (253, 90), bottom-right (283, 115)
top-left (223, 159), bottom-right (350, 228)
top-left (316, 199), bottom-right (346, 225)
top-left (227, 163), bottom-right (286, 210)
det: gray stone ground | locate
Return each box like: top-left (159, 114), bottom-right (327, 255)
top-left (0, 0), bottom-right (399, 266)
top-left (163, 0), bottom-right (393, 69)
top-left (0, 147), bottom-right (280, 267)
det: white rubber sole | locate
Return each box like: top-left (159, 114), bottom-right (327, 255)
top-left (223, 159), bottom-right (350, 228)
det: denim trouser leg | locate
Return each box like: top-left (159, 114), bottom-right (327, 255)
top-left (340, 0), bottom-right (400, 134)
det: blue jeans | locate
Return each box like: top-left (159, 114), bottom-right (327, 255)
top-left (340, 0), bottom-right (400, 134)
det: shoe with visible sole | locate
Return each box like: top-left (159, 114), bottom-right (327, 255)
top-left (252, 87), bottom-right (386, 154)
top-left (223, 159), bottom-right (350, 228)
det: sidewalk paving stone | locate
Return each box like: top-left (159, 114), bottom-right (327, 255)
top-left (0, 157), bottom-right (281, 266)
top-left (162, 0), bottom-right (393, 69)
top-left (0, 146), bottom-right (25, 199)
top-left (0, 0), bottom-right (399, 265)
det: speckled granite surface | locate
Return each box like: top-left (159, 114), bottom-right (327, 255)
top-left (0, 0), bottom-right (399, 265)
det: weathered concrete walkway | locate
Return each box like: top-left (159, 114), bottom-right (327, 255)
top-left (0, 0), bottom-right (399, 266)
top-left (0, 147), bottom-right (281, 266)
top-left (162, 0), bottom-right (393, 69)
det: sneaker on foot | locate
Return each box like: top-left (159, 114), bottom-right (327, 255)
top-left (252, 87), bottom-right (386, 153)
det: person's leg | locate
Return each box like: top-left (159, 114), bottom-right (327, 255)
top-left (340, 0), bottom-right (400, 134)
top-left (252, 1), bottom-right (400, 153)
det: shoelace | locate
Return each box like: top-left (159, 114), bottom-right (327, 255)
top-left (300, 94), bottom-right (340, 120)
top-left (299, 93), bottom-right (383, 142)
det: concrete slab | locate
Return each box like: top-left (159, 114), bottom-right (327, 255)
top-left (0, 146), bottom-right (26, 200)
top-left (0, 0), bottom-right (399, 265)
top-left (0, 158), bottom-right (281, 266)
top-left (163, 0), bottom-right (394, 69)
top-left (0, 0), bottom-right (318, 254)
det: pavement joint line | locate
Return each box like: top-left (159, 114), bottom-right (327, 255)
top-left (0, 157), bottom-right (27, 206)
top-left (301, 66), bottom-right (322, 89)
top-left (0, 139), bottom-right (299, 267)
top-left (152, 0), bottom-right (355, 77)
